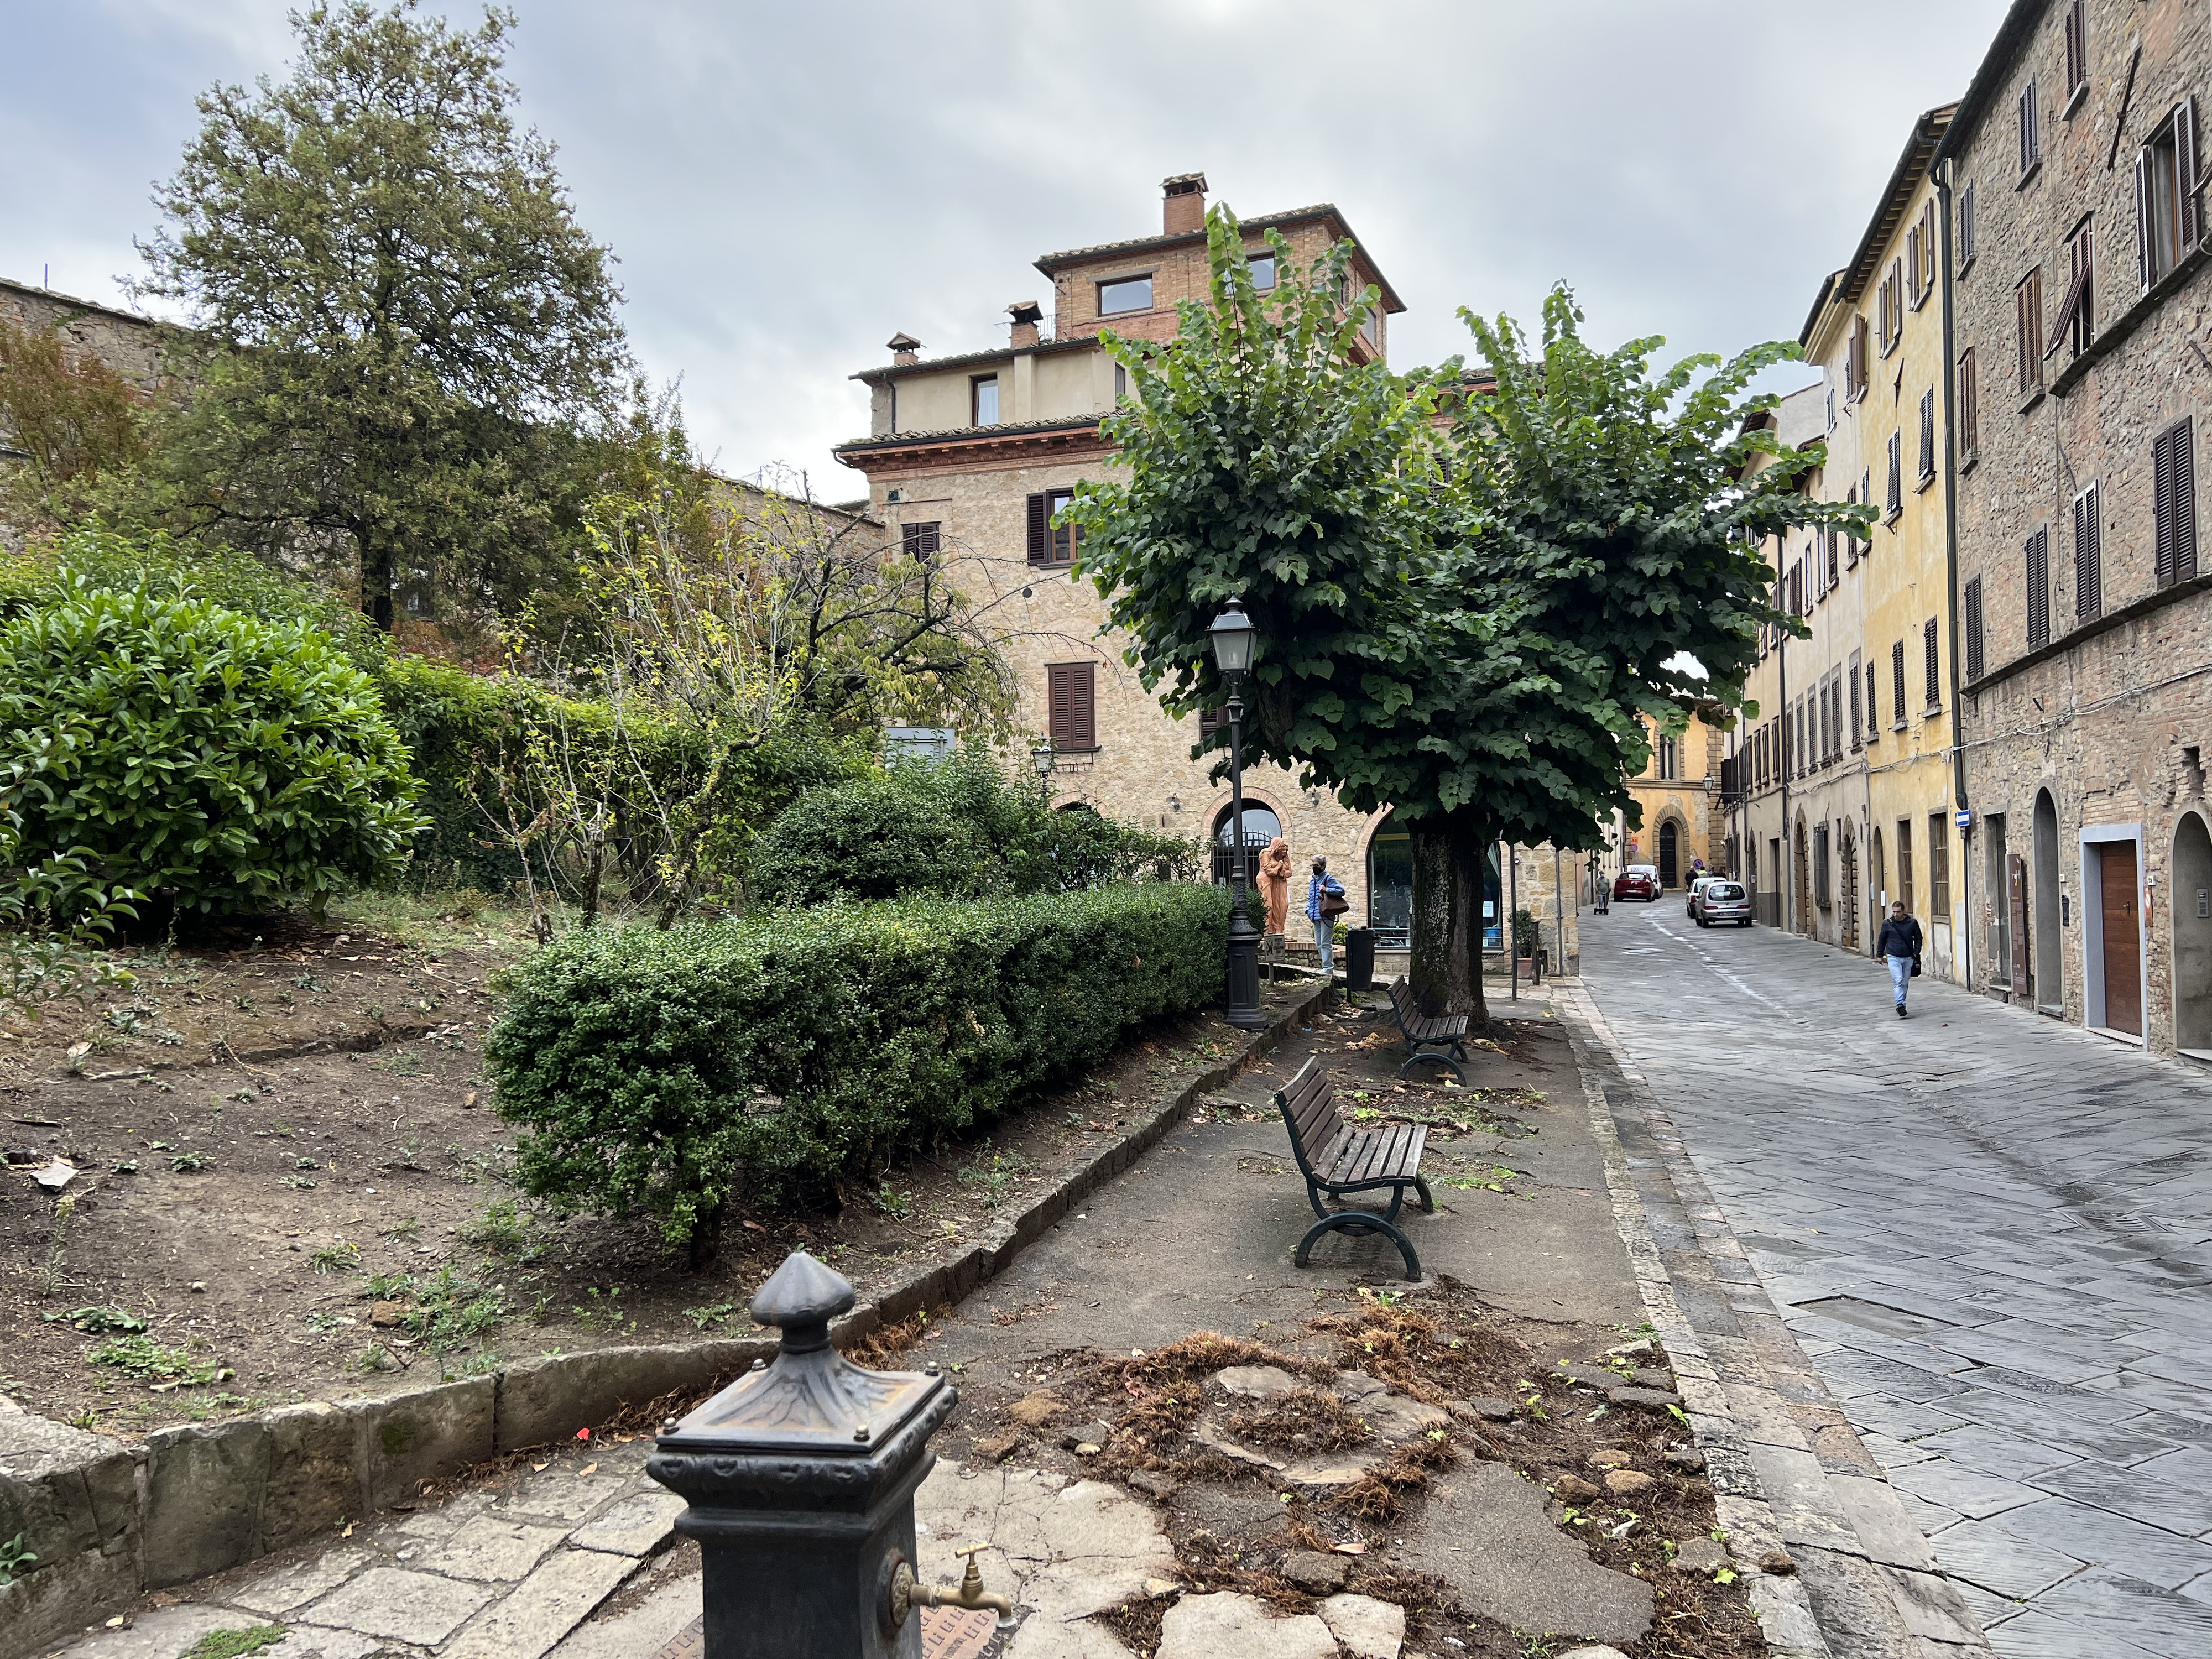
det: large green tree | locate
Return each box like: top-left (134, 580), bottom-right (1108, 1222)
top-left (130, 1), bottom-right (627, 629)
top-left (1070, 210), bottom-right (1863, 1017)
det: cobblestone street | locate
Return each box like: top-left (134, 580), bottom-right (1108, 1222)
top-left (1582, 905), bottom-right (2212, 1659)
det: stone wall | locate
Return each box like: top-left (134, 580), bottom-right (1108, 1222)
top-left (0, 276), bottom-right (165, 393)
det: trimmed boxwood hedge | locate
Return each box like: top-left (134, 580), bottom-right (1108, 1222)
top-left (485, 880), bottom-right (1232, 1248)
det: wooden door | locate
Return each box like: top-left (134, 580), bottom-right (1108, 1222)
top-left (2008, 853), bottom-right (2031, 1002)
top-left (2100, 842), bottom-right (2143, 1033)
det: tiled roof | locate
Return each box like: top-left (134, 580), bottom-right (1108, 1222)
top-left (848, 335), bottom-right (1098, 384)
top-left (833, 414), bottom-right (1105, 456)
top-left (1034, 202), bottom-right (1407, 314)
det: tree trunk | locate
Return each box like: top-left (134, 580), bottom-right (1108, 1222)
top-left (1408, 804), bottom-right (1490, 1024)
top-left (362, 538), bottom-right (397, 633)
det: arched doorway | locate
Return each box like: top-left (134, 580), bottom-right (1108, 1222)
top-left (1840, 823), bottom-right (1860, 951)
top-left (1794, 815), bottom-right (1811, 935)
top-left (1658, 820), bottom-right (1681, 889)
top-left (2175, 813), bottom-right (2212, 1053)
top-left (1366, 813), bottom-right (1413, 947)
top-left (1871, 826), bottom-right (1886, 943)
top-left (2033, 789), bottom-right (2062, 1009)
top-left (1212, 803), bottom-right (1281, 886)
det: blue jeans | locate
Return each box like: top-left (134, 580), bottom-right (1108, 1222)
top-left (1314, 917), bottom-right (1334, 971)
top-left (1887, 955), bottom-right (1912, 1007)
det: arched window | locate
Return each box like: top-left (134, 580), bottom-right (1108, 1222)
top-left (1212, 804), bottom-right (1281, 884)
top-left (1658, 734), bottom-right (1679, 781)
top-left (1657, 820), bottom-right (1681, 888)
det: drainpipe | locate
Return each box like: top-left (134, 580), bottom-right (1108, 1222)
top-left (1935, 153), bottom-right (1973, 992)
top-left (1777, 531), bottom-right (1790, 932)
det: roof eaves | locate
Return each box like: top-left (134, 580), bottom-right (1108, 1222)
top-left (833, 414), bottom-right (1106, 456)
top-left (1835, 103), bottom-right (1958, 311)
top-left (0, 274), bottom-right (161, 332)
top-left (1034, 203), bottom-right (1407, 314)
top-left (849, 335), bottom-right (1098, 385)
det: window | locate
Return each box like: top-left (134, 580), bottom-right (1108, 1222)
top-left (2017, 268), bottom-right (2045, 395)
top-left (2074, 481), bottom-right (2103, 621)
top-left (1360, 309), bottom-right (1380, 348)
top-left (1025, 488), bottom-right (1079, 565)
top-left (1658, 733), bottom-right (1678, 780)
top-left (1045, 661), bottom-right (1097, 750)
top-left (1849, 650), bottom-right (1863, 751)
top-left (1908, 201), bottom-right (1936, 309)
top-left (1114, 363), bottom-right (1129, 401)
top-left (1198, 706), bottom-right (1229, 735)
top-left (1965, 575), bottom-right (1986, 682)
top-left (1249, 253), bottom-right (1277, 290)
top-left (1892, 639), bottom-right (1908, 727)
top-left (1860, 471), bottom-right (1872, 542)
top-left (972, 375), bottom-right (1000, 426)
top-left (1828, 387), bottom-right (1837, 432)
top-left (1098, 275), bottom-right (1153, 316)
top-left (901, 520), bottom-right (941, 559)
top-left (1918, 388), bottom-right (1936, 484)
top-left (1828, 525), bottom-right (1840, 586)
top-left (1814, 536), bottom-right (1828, 601)
top-left (1867, 661), bottom-right (1880, 741)
top-left (1898, 817), bottom-right (1916, 913)
top-left (1886, 430), bottom-right (1903, 518)
top-left (1959, 180), bottom-right (1978, 268)
top-left (1930, 813), bottom-right (1952, 918)
top-left (2064, 1), bottom-right (2088, 102)
top-left (1923, 617), bottom-right (1942, 709)
top-left (1814, 823), bottom-right (1832, 908)
top-left (2137, 101), bottom-right (2202, 290)
top-left (1958, 347), bottom-right (1980, 457)
top-left (1848, 315), bottom-right (1870, 400)
top-left (2020, 78), bottom-right (2041, 175)
top-left (2048, 218), bottom-right (2094, 358)
top-left (2026, 525), bottom-right (2051, 646)
top-left (1879, 260), bottom-right (1903, 354)
top-left (2155, 416), bottom-right (2199, 587)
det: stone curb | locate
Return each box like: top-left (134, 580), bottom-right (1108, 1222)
top-left (0, 982), bottom-right (1336, 1658)
top-left (1556, 986), bottom-right (1994, 1659)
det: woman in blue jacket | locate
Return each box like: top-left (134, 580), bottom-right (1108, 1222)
top-left (1306, 856), bottom-right (1346, 973)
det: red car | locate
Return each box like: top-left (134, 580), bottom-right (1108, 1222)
top-left (1611, 866), bottom-right (1658, 902)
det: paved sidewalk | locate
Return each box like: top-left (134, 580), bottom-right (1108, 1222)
top-left (1580, 905), bottom-right (2212, 1659)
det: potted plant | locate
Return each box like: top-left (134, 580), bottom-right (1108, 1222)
top-left (1512, 908), bottom-right (1540, 971)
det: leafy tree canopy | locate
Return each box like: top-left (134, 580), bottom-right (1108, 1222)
top-left (126, 1), bottom-right (628, 629)
top-left (1067, 208), bottom-right (1867, 1013)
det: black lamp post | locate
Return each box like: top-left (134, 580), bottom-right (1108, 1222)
top-left (1030, 737), bottom-right (1055, 805)
top-left (1210, 598), bottom-right (1266, 1031)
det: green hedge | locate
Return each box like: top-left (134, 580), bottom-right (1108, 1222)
top-left (485, 881), bottom-right (1232, 1245)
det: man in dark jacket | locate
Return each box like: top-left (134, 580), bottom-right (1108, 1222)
top-left (1876, 901), bottom-right (1923, 1018)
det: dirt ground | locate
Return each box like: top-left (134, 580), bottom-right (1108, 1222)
top-left (0, 903), bottom-right (1318, 1437)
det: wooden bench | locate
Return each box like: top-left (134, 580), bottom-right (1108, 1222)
top-left (1272, 1056), bottom-right (1434, 1280)
top-left (1384, 976), bottom-right (1470, 1083)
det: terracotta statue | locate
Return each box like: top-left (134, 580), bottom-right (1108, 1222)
top-left (1259, 837), bottom-right (1293, 937)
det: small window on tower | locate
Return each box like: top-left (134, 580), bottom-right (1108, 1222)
top-left (1248, 253), bottom-right (1277, 290)
top-left (1098, 275), bottom-right (1153, 316)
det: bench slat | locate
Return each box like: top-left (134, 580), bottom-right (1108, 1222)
top-left (1292, 1093), bottom-right (1341, 1158)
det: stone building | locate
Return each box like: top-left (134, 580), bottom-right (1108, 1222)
top-left (1740, 106), bottom-right (1970, 975)
top-left (1610, 707), bottom-right (1733, 894)
top-left (1935, 0), bottom-right (2212, 1056)
top-left (0, 275), bottom-right (164, 393)
top-left (832, 174), bottom-right (1585, 973)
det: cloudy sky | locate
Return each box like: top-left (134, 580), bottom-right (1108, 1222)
top-left (4, 1), bottom-right (2008, 495)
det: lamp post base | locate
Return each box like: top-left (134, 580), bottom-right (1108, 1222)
top-left (1225, 916), bottom-right (1266, 1030)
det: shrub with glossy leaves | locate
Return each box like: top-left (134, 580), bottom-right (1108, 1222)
top-left (0, 582), bottom-right (427, 915)
top-left (487, 881), bottom-right (1231, 1249)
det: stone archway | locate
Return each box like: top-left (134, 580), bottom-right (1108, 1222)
top-left (1794, 814), bottom-right (1811, 936)
top-left (2177, 813), bottom-right (2212, 1053)
top-left (2033, 788), bottom-right (2062, 1009)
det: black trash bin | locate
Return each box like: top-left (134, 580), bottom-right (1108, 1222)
top-left (1344, 927), bottom-right (1376, 993)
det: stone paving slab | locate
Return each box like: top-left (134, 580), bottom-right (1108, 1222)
top-left (1578, 907), bottom-right (2212, 1659)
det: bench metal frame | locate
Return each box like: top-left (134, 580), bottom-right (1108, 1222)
top-left (1273, 1056), bottom-right (1434, 1280)
top-left (1383, 975), bottom-right (1470, 1083)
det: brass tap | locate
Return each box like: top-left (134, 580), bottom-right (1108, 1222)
top-left (889, 1544), bottom-right (1018, 1630)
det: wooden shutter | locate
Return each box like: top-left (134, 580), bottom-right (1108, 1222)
top-left (1959, 348), bottom-right (1979, 454)
top-left (1025, 493), bottom-right (1050, 563)
top-left (1965, 576), bottom-right (1986, 682)
top-left (1892, 640), bottom-right (1906, 723)
top-left (2156, 421), bottom-right (2180, 586)
top-left (2158, 418), bottom-right (2197, 586)
top-left (1924, 201), bottom-right (1938, 294)
top-left (1919, 388), bottom-right (1936, 481)
top-left (1849, 650), bottom-right (1863, 748)
top-left (2021, 81), bottom-right (2039, 173)
top-left (2047, 255), bottom-right (2090, 355)
top-left (2027, 527), bottom-right (2051, 646)
top-left (1906, 225), bottom-right (1922, 309)
top-left (901, 520), bottom-right (941, 558)
top-left (2065, 1), bottom-right (2086, 94)
top-left (1046, 662), bottom-right (1095, 750)
top-left (1961, 182), bottom-right (1976, 264)
top-left (2182, 97), bottom-right (2203, 253)
top-left (2075, 483), bottom-right (2103, 620)
top-left (1924, 617), bottom-right (1941, 707)
top-left (2137, 147), bottom-right (2155, 293)
top-left (1887, 431), bottom-right (1902, 517)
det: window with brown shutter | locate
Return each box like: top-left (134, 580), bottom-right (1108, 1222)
top-left (1827, 525), bottom-right (1840, 586)
top-left (2156, 416), bottom-right (2198, 587)
top-left (1848, 315), bottom-right (1871, 400)
top-left (1886, 431), bottom-right (1903, 518)
top-left (2074, 482), bottom-right (2103, 621)
top-left (1906, 222), bottom-right (1923, 310)
top-left (1958, 347), bottom-right (1980, 456)
top-left (2064, 1), bottom-right (2088, 96)
top-left (1959, 181), bottom-right (1978, 268)
top-left (2017, 268), bottom-right (2044, 395)
top-left (1848, 650), bottom-right (1863, 750)
top-left (1898, 817), bottom-right (1916, 913)
top-left (1965, 576), bottom-right (1986, 682)
top-left (1198, 706), bottom-right (1229, 736)
top-left (2020, 79), bottom-right (2041, 175)
top-left (1923, 617), bottom-right (1942, 709)
top-left (1025, 492), bottom-right (1050, 563)
top-left (901, 520), bottom-right (941, 559)
top-left (2047, 218), bottom-right (2094, 357)
top-left (1860, 471), bottom-right (1873, 547)
top-left (1045, 661), bottom-right (1096, 751)
top-left (1929, 813), bottom-right (1952, 917)
top-left (1920, 201), bottom-right (1938, 301)
top-left (2138, 100), bottom-right (2202, 291)
top-left (1892, 639), bottom-right (1907, 727)
top-left (1867, 661), bottom-right (1879, 741)
top-left (2026, 525), bottom-right (2051, 646)
top-left (1918, 388), bottom-right (1936, 484)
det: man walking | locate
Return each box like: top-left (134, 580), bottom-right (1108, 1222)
top-left (1876, 900), bottom-right (1923, 1018)
top-left (1306, 855), bottom-right (1347, 974)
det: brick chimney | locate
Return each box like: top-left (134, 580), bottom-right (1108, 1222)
top-left (1162, 173), bottom-right (1208, 236)
top-left (1007, 300), bottom-right (1043, 349)
top-left (886, 331), bottom-right (921, 366)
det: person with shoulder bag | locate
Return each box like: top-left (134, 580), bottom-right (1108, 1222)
top-left (1307, 855), bottom-right (1348, 974)
top-left (1875, 900), bottom-right (1924, 1018)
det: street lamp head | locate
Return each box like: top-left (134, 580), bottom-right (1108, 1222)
top-left (1031, 737), bottom-right (1056, 778)
top-left (1208, 596), bottom-right (1256, 678)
